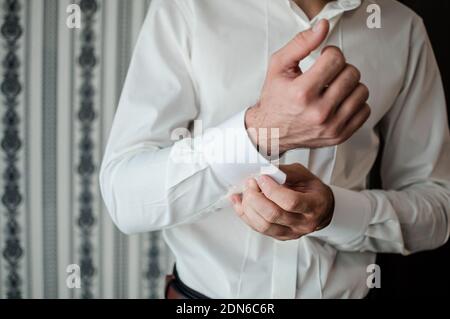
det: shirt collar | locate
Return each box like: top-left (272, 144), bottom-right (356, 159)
top-left (286, 0), bottom-right (362, 25)
top-left (285, 0), bottom-right (362, 11)
top-left (334, 0), bottom-right (362, 11)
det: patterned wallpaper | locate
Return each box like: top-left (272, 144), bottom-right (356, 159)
top-left (0, 0), bottom-right (172, 299)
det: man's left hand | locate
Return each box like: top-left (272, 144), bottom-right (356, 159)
top-left (230, 163), bottom-right (335, 241)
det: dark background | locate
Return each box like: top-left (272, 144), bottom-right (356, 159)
top-left (373, 0), bottom-right (450, 299)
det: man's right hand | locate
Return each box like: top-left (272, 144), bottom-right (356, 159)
top-left (246, 19), bottom-right (371, 154)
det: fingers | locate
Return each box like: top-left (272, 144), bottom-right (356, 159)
top-left (256, 175), bottom-right (310, 213)
top-left (337, 103), bottom-right (371, 143)
top-left (335, 83), bottom-right (369, 122)
top-left (299, 46), bottom-right (346, 95)
top-left (329, 83), bottom-right (370, 138)
top-left (270, 19), bottom-right (329, 75)
top-left (323, 64), bottom-right (361, 109)
top-left (231, 192), bottom-right (298, 241)
top-left (230, 194), bottom-right (244, 216)
top-left (245, 187), bottom-right (305, 227)
top-left (230, 175), bottom-right (327, 241)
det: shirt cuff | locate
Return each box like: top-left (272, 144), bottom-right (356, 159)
top-left (201, 109), bottom-right (286, 192)
top-left (308, 185), bottom-right (373, 246)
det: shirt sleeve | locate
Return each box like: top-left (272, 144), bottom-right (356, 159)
top-left (99, 0), bottom-right (284, 235)
top-left (309, 17), bottom-right (450, 254)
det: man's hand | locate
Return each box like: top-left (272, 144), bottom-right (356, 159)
top-left (230, 163), bottom-right (334, 241)
top-left (246, 19), bottom-right (370, 153)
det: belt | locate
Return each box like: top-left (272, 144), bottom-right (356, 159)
top-left (165, 266), bottom-right (210, 299)
top-left (165, 265), bottom-right (377, 299)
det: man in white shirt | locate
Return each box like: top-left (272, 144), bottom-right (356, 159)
top-left (100, 0), bottom-right (450, 299)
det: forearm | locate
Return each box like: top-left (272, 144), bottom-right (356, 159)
top-left (99, 141), bottom-right (227, 234)
top-left (100, 110), bottom-right (286, 234)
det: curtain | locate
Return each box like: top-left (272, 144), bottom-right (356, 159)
top-left (0, 0), bottom-right (173, 299)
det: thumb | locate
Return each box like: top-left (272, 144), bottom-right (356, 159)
top-left (256, 175), bottom-right (307, 212)
top-left (271, 19), bottom-right (329, 74)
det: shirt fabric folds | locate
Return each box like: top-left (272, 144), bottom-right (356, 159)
top-left (100, 0), bottom-right (450, 299)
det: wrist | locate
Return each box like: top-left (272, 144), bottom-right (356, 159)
top-left (245, 103), bottom-right (262, 131)
top-left (245, 104), bottom-right (272, 155)
top-left (245, 104), bottom-right (291, 155)
top-left (316, 185), bottom-right (335, 231)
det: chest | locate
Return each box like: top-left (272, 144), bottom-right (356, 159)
top-left (190, 10), bottom-right (404, 131)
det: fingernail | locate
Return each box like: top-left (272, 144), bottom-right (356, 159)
top-left (256, 175), bottom-right (268, 188)
top-left (313, 19), bottom-right (324, 32)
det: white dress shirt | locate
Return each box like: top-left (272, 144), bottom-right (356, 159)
top-left (100, 0), bottom-right (450, 299)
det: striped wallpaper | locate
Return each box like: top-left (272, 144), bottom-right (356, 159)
top-left (0, 0), bottom-right (173, 299)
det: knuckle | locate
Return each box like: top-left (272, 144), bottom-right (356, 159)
top-left (359, 82), bottom-right (369, 92)
top-left (290, 231), bottom-right (303, 240)
top-left (296, 89), bottom-right (314, 105)
top-left (285, 197), bottom-right (300, 212)
top-left (268, 209), bottom-right (282, 223)
top-left (306, 222), bottom-right (318, 234)
top-left (293, 32), bottom-right (308, 48)
top-left (324, 46), bottom-right (345, 68)
top-left (363, 103), bottom-right (372, 117)
top-left (346, 64), bottom-right (361, 81)
top-left (290, 225), bottom-right (303, 236)
top-left (307, 226), bottom-right (317, 234)
top-left (259, 221), bottom-right (271, 233)
top-left (278, 229), bottom-right (294, 241)
top-left (360, 87), bottom-right (369, 102)
top-left (309, 107), bottom-right (328, 125)
top-left (359, 83), bottom-right (370, 100)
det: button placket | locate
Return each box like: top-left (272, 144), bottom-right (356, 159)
top-left (265, 0), bottom-right (362, 300)
top-left (270, 240), bottom-right (300, 299)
